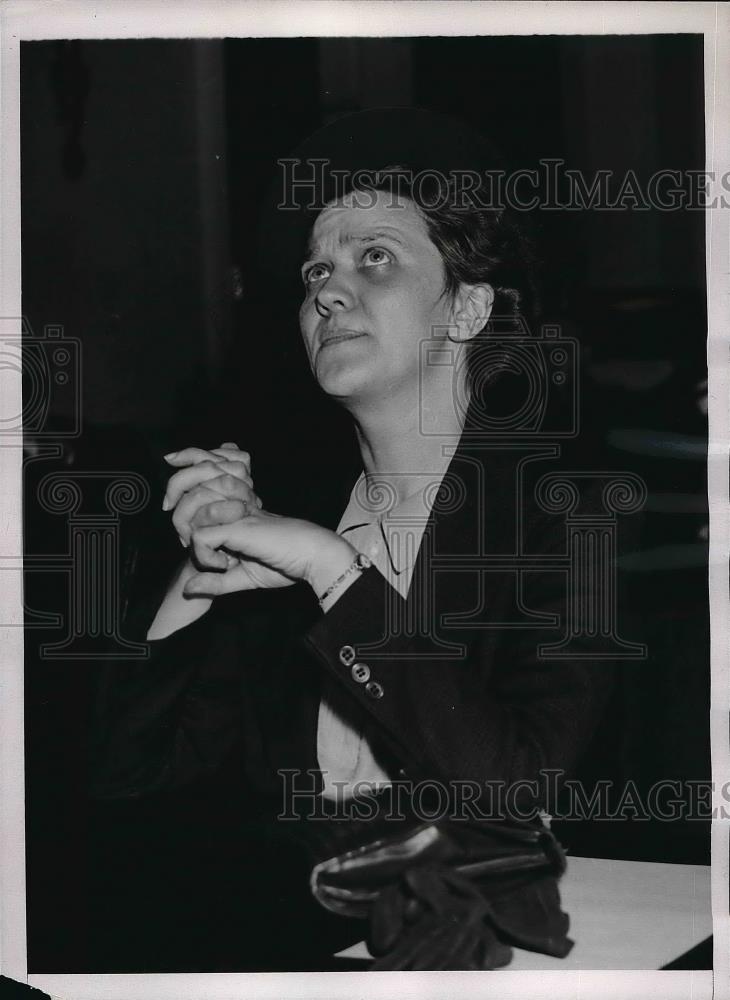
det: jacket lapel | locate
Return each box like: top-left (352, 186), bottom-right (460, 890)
top-left (405, 429), bottom-right (560, 658)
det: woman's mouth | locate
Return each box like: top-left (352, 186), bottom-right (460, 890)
top-left (319, 330), bottom-right (366, 350)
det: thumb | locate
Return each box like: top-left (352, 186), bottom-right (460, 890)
top-left (190, 515), bottom-right (263, 567)
top-left (184, 569), bottom-right (238, 597)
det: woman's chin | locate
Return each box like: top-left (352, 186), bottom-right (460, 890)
top-left (314, 359), bottom-right (371, 401)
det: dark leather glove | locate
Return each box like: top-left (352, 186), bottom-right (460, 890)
top-left (368, 866), bottom-right (514, 970)
top-left (310, 817), bottom-right (573, 970)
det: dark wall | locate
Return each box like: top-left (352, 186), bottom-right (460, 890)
top-left (21, 39), bottom-right (231, 434)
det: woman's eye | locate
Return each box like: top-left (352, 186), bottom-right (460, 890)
top-left (362, 247), bottom-right (393, 267)
top-left (303, 264), bottom-right (329, 285)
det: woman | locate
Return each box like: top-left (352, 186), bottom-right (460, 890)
top-left (92, 109), bottom-right (612, 969)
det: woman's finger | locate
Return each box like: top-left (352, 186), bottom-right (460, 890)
top-left (211, 442), bottom-right (252, 471)
top-left (189, 516), bottom-right (277, 572)
top-left (189, 520), bottom-right (249, 568)
top-left (164, 444), bottom-right (252, 473)
top-left (173, 475), bottom-right (258, 531)
top-left (164, 461), bottom-right (253, 511)
top-left (213, 460), bottom-right (252, 483)
top-left (210, 448), bottom-right (252, 471)
top-left (189, 499), bottom-right (251, 532)
top-left (183, 567), bottom-right (248, 598)
top-left (173, 485), bottom-right (250, 544)
top-left (164, 447), bottom-right (225, 466)
top-left (171, 484), bottom-right (225, 545)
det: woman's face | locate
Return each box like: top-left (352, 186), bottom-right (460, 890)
top-left (298, 189), bottom-right (456, 407)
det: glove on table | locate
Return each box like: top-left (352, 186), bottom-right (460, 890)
top-left (310, 817), bottom-right (573, 970)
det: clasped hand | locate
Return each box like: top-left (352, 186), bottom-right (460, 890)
top-left (163, 443), bottom-right (356, 599)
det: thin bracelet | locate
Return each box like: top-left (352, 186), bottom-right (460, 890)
top-left (317, 552), bottom-right (372, 606)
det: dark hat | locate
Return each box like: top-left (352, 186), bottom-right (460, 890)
top-left (257, 106), bottom-right (505, 282)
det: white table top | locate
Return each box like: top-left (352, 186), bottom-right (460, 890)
top-left (335, 855), bottom-right (712, 970)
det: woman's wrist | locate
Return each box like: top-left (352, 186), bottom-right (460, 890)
top-left (317, 551), bottom-right (372, 609)
top-left (306, 537), bottom-right (360, 601)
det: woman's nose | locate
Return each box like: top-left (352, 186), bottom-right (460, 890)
top-left (314, 270), bottom-right (356, 315)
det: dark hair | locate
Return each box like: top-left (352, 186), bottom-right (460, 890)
top-left (350, 164), bottom-right (540, 328)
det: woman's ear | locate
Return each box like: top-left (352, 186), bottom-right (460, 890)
top-left (448, 284), bottom-right (495, 343)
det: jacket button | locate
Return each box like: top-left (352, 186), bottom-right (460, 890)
top-left (365, 680), bottom-right (384, 700)
top-left (339, 645), bottom-right (356, 666)
top-left (351, 662), bottom-right (371, 684)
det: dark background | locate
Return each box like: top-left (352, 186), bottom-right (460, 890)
top-left (21, 36), bottom-right (709, 971)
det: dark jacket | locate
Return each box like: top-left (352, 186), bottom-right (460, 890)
top-left (91, 435), bottom-right (617, 813)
